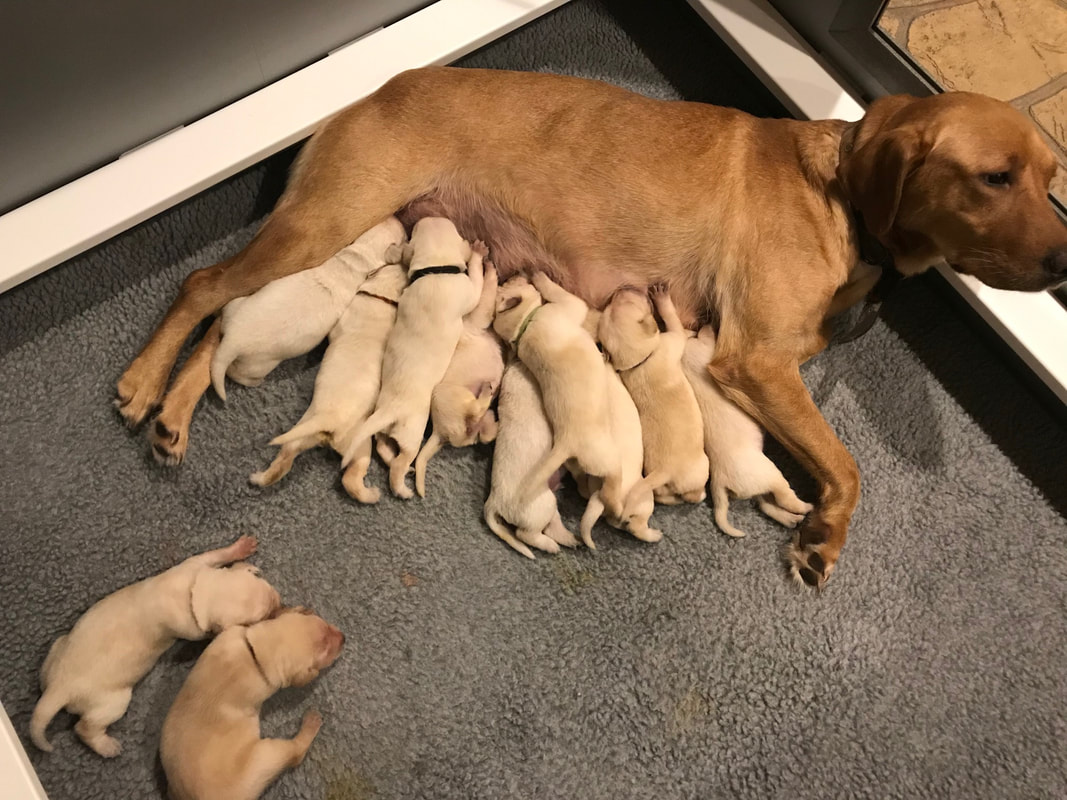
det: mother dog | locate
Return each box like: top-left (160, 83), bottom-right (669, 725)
top-left (116, 67), bottom-right (1067, 588)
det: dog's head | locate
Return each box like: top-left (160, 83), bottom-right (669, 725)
top-left (598, 289), bottom-right (659, 370)
top-left (245, 607), bottom-right (345, 689)
top-left (362, 263), bottom-right (409, 302)
top-left (838, 92), bottom-right (1067, 291)
top-left (191, 564), bottom-right (282, 635)
top-left (405, 217), bottom-right (472, 271)
top-left (493, 275), bottom-right (543, 343)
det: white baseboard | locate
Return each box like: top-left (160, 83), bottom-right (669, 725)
top-left (0, 702), bottom-right (48, 800)
top-left (0, 0), bottom-right (570, 295)
top-left (688, 0), bottom-right (1067, 405)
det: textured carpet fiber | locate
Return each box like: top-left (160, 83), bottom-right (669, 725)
top-left (2, 2), bottom-right (1066, 798)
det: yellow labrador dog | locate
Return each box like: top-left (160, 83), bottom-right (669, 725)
top-left (117, 67), bottom-right (1067, 588)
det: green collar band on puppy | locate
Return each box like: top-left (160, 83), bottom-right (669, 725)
top-left (512, 305), bottom-right (542, 348)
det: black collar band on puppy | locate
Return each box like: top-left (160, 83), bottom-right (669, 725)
top-left (408, 264), bottom-right (465, 284)
top-left (243, 629), bottom-right (270, 685)
top-left (612, 349), bottom-right (654, 373)
top-left (357, 290), bottom-right (398, 307)
top-left (831, 209), bottom-right (904, 346)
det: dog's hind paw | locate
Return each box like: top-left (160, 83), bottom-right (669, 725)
top-left (786, 520), bottom-right (838, 589)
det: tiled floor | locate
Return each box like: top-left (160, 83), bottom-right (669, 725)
top-left (877, 0), bottom-right (1067, 203)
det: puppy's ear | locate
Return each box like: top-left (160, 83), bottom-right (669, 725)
top-left (384, 244), bottom-right (404, 264)
top-left (838, 94), bottom-right (928, 238)
top-left (498, 295), bottom-right (522, 313)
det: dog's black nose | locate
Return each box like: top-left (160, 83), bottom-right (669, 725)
top-left (1042, 246), bottom-right (1067, 278)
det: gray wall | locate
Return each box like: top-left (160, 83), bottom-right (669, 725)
top-left (0, 0), bottom-right (427, 213)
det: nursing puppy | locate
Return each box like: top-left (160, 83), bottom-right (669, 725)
top-left (493, 273), bottom-right (635, 541)
top-left (160, 607), bottom-right (345, 800)
top-left (414, 263), bottom-right (505, 497)
top-left (30, 536), bottom-right (280, 757)
top-left (210, 217), bottom-right (407, 400)
top-left (577, 362), bottom-right (660, 548)
top-left (683, 326), bottom-right (813, 538)
top-left (341, 217), bottom-right (485, 498)
top-left (249, 264), bottom-right (408, 502)
top-left (483, 358), bottom-right (578, 558)
top-left (599, 288), bottom-right (709, 505)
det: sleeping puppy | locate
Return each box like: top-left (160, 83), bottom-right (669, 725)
top-left (598, 287), bottom-right (709, 504)
top-left (341, 217), bottom-right (485, 499)
top-left (160, 607), bottom-right (344, 800)
top-left (414, 262), bottom-right (505, 497)
top-left (493, 273), bottom-right (637, 543)
top-left (483, 357), bottom-right (578, 558)
top-left (249, 263), bottom-right (408, 502)
top-left (682, 326), bottom-right (813, 537)
top-left (30, 536), bottom-right (280, 757)
top-left (576, 362), bottom-right (661, 548)
top-left (210, 217), bottom-right (407, 400)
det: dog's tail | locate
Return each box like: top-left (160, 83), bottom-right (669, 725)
top-left (414, 430), bottom-right (444, 498)
top-left (30, 687), bottom-right (67, 752)
top-left (518, 441), bottom-right (571, 509)
top-left (340, 407), bottom-right (395, 469)
top-left (209, 337), bottom-right (238, 402)
top-left (483, 504), bottom-right (535, 560)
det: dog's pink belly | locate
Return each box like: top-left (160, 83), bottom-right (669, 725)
top-left (398, 190), bottom-right (700, 325)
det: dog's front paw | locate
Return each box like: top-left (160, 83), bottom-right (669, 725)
top-left (115, 361), bottom-right (165, 427)
top-left (471, 239), bottom-right (489, 258)
top-left (787, 518), bottom-right (838, 589)
top-left (300, 709), bottom-right (323, 737)
top-left (148, 414), bottom-right (189, 467)
top-left (231, 536), bottom-right (258, 559)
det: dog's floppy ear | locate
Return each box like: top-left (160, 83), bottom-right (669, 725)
top-left (497, 295), bottom-right (522, 313)
top-left (388, 243), bottom-right (415, 265)
top-left (838, 94), bottom-right (929, 239)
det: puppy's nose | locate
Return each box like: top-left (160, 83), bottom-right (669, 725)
top-left (1042, 246), bottom-right (1067, 279)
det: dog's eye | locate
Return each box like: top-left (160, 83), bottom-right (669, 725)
top-left (982, 171), bottom-right (1011, 187)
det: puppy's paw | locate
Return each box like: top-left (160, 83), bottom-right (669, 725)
top-left (392, 484), bottom-right (415, 501)
top-left (630, 525), bottom-right (663, 543)
top-left (300, 709), bottom-right (323, 737)
top-left (148, 413), bottom-right (189, 467)
top-left (88, 735), bottom-right (123, 758)
top-left (471, 239), bottom-right (489, 258)
top-left (786, 520), bottom-right (838, 590)
top-left (231, 536), bottom-right (258, 559)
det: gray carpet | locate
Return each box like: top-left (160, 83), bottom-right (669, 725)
top-left (3, 1), bottom-right (1066, 798)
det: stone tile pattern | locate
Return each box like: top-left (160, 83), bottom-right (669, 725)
top-left (878, 0), bottom-right (1067, 202)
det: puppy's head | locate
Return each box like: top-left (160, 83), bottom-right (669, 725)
top-left (598, 289), bottom-right (658, 370)
top-left (192, 565), bottom-right (282, 635)
top-left (357, 216), bottom-right (408, 262)
top-left (407, 217), bottom-right (471, 271)
top-left (362, 263), bottom-right (409, 302)
top-left (245, 607), bottom-right (345, 689)
top-left (839, 92), bottom-right (1067, 291)
top-left (492, 276), bottom-right (543, 344)
top-left (430, 382), bottom-right (495, 447)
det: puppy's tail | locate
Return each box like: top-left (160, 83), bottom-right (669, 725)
top-left (518, 442), bottom-right (570, 508)
top-left (340, 408), bottom-right (395, 469)
top-left (269, 416), bottom-right (333, 448)
top-left (483, 504), bottom-right (535, 560)
top-left (579, 491), bottom-right (606, 550)
top-left (209, 338), bottom-right (237, 402)
top-left (414, 430), bottom-right (444, 498)
top-left (712, 481), bottom-right (747, 538)
top-left (30, 688), bottom-right (67, 752)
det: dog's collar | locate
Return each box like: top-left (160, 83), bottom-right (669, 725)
top-left (357, 289), bottom-right (398, 307)
top-left (512, 305), bottom-right (541, 348)
top-left (243, 628), bottom-right (270, 686)
top-left (831, 208), bottom-right (904, 345)
top-left (611, 348), bottom-right (654, 373)
top-left (408, 264), bottom-right (465, 284)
